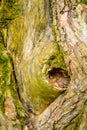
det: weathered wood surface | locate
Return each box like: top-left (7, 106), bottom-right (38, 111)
top-left (31, 1), bottom-right (87, 130)
top-left (1, 0), bottom-right (87, 130)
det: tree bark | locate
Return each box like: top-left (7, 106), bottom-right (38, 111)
top-left (1, 0), bottom-right (87, 130)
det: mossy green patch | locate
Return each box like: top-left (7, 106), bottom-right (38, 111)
top-left (3, 0), bottom-right (68, 115)
top-left (82, 0), bottom-right (87, 4)
top-left (8, 15), bottom-right (27, 56)
top-left (0, 46), bottom-right (27, 123)
top-left (46, 46), bottom-right (66, 71)
top-left (26, 40), bottom-right (67, 113)
top-left (0, 0), bottom-right (26, 120)
top-left (28, 76), bottom-right (62, 113)
top-left (0, 50), bottom-right (10, 114)
top-left (0, 0), bottom-right (23, 28)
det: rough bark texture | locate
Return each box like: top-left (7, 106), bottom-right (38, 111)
top-left (0, 0), bottom-right (87, 130)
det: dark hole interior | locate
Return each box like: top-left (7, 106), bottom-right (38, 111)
top-left (48, 68), bottom-right (70, 89)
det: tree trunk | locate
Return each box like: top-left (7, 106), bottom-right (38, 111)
top-left (0, 0), bottom-right (87, 130)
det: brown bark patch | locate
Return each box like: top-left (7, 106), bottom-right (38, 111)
top-left (54, 113), bottom-right (59, 121)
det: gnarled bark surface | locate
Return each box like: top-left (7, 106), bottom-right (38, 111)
top-left (31, 1), bottom-right (87, 130)
top-left (0, 0), bottom-right (87, 130)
